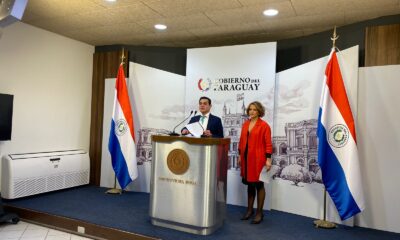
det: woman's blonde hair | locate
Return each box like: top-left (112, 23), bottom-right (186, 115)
top-left (246, 101), bottom-right (265, 117)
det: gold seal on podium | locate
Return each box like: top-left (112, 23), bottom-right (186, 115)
top-left (167, 149), bottom-right (190, 175)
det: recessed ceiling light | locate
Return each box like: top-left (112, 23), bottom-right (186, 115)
top-left (263, 9), bottom-right (279, 16)
top-left (105, 0), bottom-right (117, 2)
top-left (154, 24), bottom-right (167, 30)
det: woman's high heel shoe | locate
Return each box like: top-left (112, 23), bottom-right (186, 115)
top-left (251, 213), bottom-right (264, 224)
top-left (240, 210), bottom-right (254, 220)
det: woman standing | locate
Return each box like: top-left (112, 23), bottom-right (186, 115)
top-left (238, 101), bottom-right (273, 224)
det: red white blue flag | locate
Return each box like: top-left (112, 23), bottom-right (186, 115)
top-left (108, 64), bottom-right (138, 189)
top-left (317, 49), bottom-right (365, 220)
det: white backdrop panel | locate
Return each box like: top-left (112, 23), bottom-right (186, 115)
top-left (355, 65), bottom-right (400, 233)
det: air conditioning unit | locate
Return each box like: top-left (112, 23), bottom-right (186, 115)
top-left (1, 150), bottom-right (90, 199)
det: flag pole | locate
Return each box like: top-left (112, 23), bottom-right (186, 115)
top-left (106, 48), bottom-right (126, 195)
top-left (331, 26), bottom-right (339, 49)
top-left (314, 188), bottom-right (336, 228)
top-left (106, 176), bottom-right (122, 194)
top-left (314, 27), bottom-right (338, 229)
top-left (120, 48), bottom-right (126, 66)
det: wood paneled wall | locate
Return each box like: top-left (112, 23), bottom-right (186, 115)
top-left (89, 50), bottom-right (128, 185)
top-left (365, 24), bottom-right (400, 66)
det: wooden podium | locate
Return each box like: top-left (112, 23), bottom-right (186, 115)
top-left (149, 135), bottom-right (230, 235)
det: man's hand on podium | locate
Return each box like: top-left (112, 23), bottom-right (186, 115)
top-left (203, 130), bottom-right (212, 137)
top-left (181, 129), bottom-right (189, 135)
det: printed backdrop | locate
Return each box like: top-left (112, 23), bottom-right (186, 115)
top-left (185, 43), bottom-right (277, 208)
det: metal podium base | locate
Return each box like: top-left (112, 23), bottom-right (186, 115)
top-left (151, 218), bottom-right (223, 235)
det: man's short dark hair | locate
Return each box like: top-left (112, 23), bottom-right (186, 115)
top-left (199, 96), bottom-right (211, 105)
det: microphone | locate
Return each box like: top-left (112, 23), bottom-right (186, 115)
top-left (169, 110), bottom-right (194, 136)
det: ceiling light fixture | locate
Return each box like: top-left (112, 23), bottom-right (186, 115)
top-left (263, 9), bottom-right (279, 17)
top-left (154, 24), bottom-right (167, 30)
top-left (105, 0), bottom-right (117, 2)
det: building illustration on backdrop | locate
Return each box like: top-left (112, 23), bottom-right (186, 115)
top-left (272, 119), bottom-right (321, 185)
top-left (222, 95), bottom-right (321, 185)
top-left (273, 120), bottom-right (318, 171)
top-left (136, 128), bottom-right (169, 165)
top-left (222, 97), bottom-right (248, 170)
top-left (135, 96), bottom-right (321, 185)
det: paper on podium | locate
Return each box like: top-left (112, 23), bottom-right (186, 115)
top-left (185, 122), bottom-right (204, 138)
top-left (259, 166), bottom-right (271, 183)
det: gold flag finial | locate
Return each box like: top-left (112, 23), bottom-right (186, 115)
top-left (331, 26), bottom-right (339, 48)
top-left (120, 48), bottom-right (126, 65)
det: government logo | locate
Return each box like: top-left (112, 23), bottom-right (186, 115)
top-left (197, 78), bottom-right (211, 92)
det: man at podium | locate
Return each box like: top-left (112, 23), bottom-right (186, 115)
top-left (182, 96), bottom-right (224, 138)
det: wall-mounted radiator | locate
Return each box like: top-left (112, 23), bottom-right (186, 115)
top-left (1, 150), bottom-right (90, 199)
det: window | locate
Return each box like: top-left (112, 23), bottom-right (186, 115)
top-left (279, 143), bottom-right (287, 154)
top-left (309, 135), bottom-right (317, 148)
top-left (296, 136), bottom-right (303, 148)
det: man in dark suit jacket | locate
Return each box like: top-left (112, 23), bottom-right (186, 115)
top-left (182, 96), bottom-right (224, 138)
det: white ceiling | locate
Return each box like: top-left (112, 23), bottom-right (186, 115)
top-left (21, 0), bottom-right (400, 47)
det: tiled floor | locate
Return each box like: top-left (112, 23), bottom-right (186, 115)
top-left (0, 221), bottom-right (93, 240)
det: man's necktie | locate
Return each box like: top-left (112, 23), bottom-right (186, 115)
top-left (200, 116), bottom-right (205, 124)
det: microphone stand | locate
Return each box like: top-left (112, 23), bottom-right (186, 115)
top-left (199, 120), bottom-right (208, 138)
top-left (169, 110), bottom-right (195, 136)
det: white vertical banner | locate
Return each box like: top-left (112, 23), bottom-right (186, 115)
top-left (272, 46), bottom-right (358, 225)
top-left (186, 43), bottom-right (277, 208)
top-left (101, 62), bottom-right (185, 192)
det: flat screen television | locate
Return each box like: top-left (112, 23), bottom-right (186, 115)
top-left (0, 93), bottom-right (14, 141)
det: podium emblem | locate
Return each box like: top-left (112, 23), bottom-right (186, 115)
top-left (167, 149), bottom-right (190, 175)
